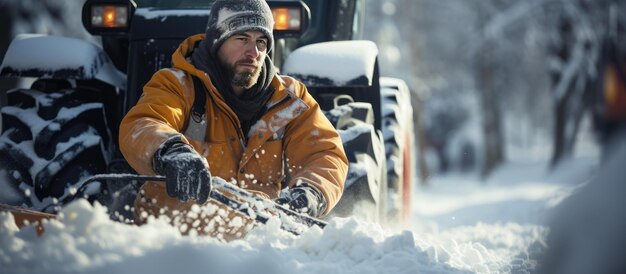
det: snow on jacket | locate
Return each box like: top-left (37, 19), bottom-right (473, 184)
top-left (119, 34), bottom-right (348, 219)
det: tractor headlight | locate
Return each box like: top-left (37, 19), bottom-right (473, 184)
top-left (268, 1), bottom-right (310, 38)
top-left (91, 5), bottom-right (128, 27)
top-left (272, 7), bottom-right (301, 31)
top-left (82, 0), bottom-right (136, 35)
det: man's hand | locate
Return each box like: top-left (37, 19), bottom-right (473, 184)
top-left (276, 185), bottom-right (326, 218)
top-left (154, 137), bottom-right (211, 204)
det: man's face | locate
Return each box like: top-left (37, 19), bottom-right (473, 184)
top-left (217, 31), bottom-right (269, 90)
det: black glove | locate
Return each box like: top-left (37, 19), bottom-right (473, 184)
top-left (276, 185), bottom-right (326, 218)
top-left (153, 136), bottom-right (211, 204)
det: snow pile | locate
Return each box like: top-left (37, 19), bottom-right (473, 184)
top-left (0, 140), bottom-right (601, 274)
top-left (539, 140), bottom-right (626, 274)
top-left (415, 223), bottom-right (547, 273)
top-left (0, 198), bottom-right (545, 274)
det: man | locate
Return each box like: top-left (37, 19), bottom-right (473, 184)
top-left (119, 0), bottom-right (348, 238)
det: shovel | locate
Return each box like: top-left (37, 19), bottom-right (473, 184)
top-left (76, 174), bottom-right (327, 235)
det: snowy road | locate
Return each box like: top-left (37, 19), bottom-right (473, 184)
top-left (0, 156), bottom-right (598, 274)
top-left (406, 156), bottom-right (597, 273)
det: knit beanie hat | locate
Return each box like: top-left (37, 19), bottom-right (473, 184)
top-left (205, 0), bottom-right (275, 55)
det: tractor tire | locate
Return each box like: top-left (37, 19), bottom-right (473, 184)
top-left (381, 79), bottom-right (416, 226)
top-left (0, 86), bottom-right (110, 213)
top-left (324, 102), bottom-right (387, 223)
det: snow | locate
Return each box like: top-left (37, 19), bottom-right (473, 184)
top-left (1, 1), bottom-right (622, 273)
top-left (134, 8), bottom-right (210, 20)
top-left (282, 41), bottom-right (379, 86)
top-left (0, 35), bottom-right (126, 89)
top-left (1, 100), bottom-right (104, 157)
top-left (247, 99), bottom-right (307, 139)
top-left (380, 77), bottom-right (409, 91)
top-left (0, 144), bottom-right (605, 273)
top-left (483, 0), bottom-right (546, 39)
top-left (2, 35), bottom-right (88, 71)
top-left (0, 91), bottom-right (106, 211)
top-left (539, 141), bottom-right (626, 274)
top-left (338, 124), bottom-right (375, 144)
top-left (215, 7), bottom-right (273, 35)
top-left (163, 68), bottom-right (187, 89)
top-left (0, 170), bottom-right (23, 204)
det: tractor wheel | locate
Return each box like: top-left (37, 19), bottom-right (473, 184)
top-left (324, 101), bottom-right (387, 223)
top-left (381, 80), bottom-right (416, 226)
top-left (0, 85), bottom-right (110, 213)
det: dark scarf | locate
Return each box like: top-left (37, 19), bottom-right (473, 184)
top-left (190, 37), bottom-right (276, 137)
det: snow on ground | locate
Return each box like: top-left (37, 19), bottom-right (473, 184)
top-left (539, 138), bottom-right (626, 274)
top-left (0, 201), bottom-right (456, 274)
top-left (0, 153), bottom-right (600, 274)
top-left (408, 154), bottom-right (598, 273)
top-left (412, 156), bottom-right (597, 229)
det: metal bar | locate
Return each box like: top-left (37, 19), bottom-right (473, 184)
top-left (76, 174), bottom-right (328, 233)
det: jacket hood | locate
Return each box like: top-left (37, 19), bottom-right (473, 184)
top-left (171, 34), bottom-right (206, 77)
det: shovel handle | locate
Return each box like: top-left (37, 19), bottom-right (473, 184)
top-left (77, 174), bottom-right (327, 233)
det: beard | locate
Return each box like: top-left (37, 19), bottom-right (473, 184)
top-left (226, 59), bottom-right (262, 90)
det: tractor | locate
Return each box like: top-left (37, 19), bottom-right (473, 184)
top-left (0, 0), bottom-right (416, 228)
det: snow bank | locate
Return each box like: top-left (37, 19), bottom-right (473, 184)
top-left (414, 223), bottom-right (547, 273)
top-left (0, 198), bottom-right (543, 274)
top-left (0, 136), bottom-right (590, 274)
top-left (539, 140), bottom-right (626, 274)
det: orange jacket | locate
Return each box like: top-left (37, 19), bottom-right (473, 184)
top-left (119, 34), bottom-right (348, 217)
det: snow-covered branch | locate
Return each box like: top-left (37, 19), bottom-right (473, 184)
top-left (552, 41), bottom-right (585, 102)
top-left (483, 0), bottom-right (547, 39)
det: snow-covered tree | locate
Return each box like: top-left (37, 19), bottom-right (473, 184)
top-left (365, 0), bottom-right (624, 176)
